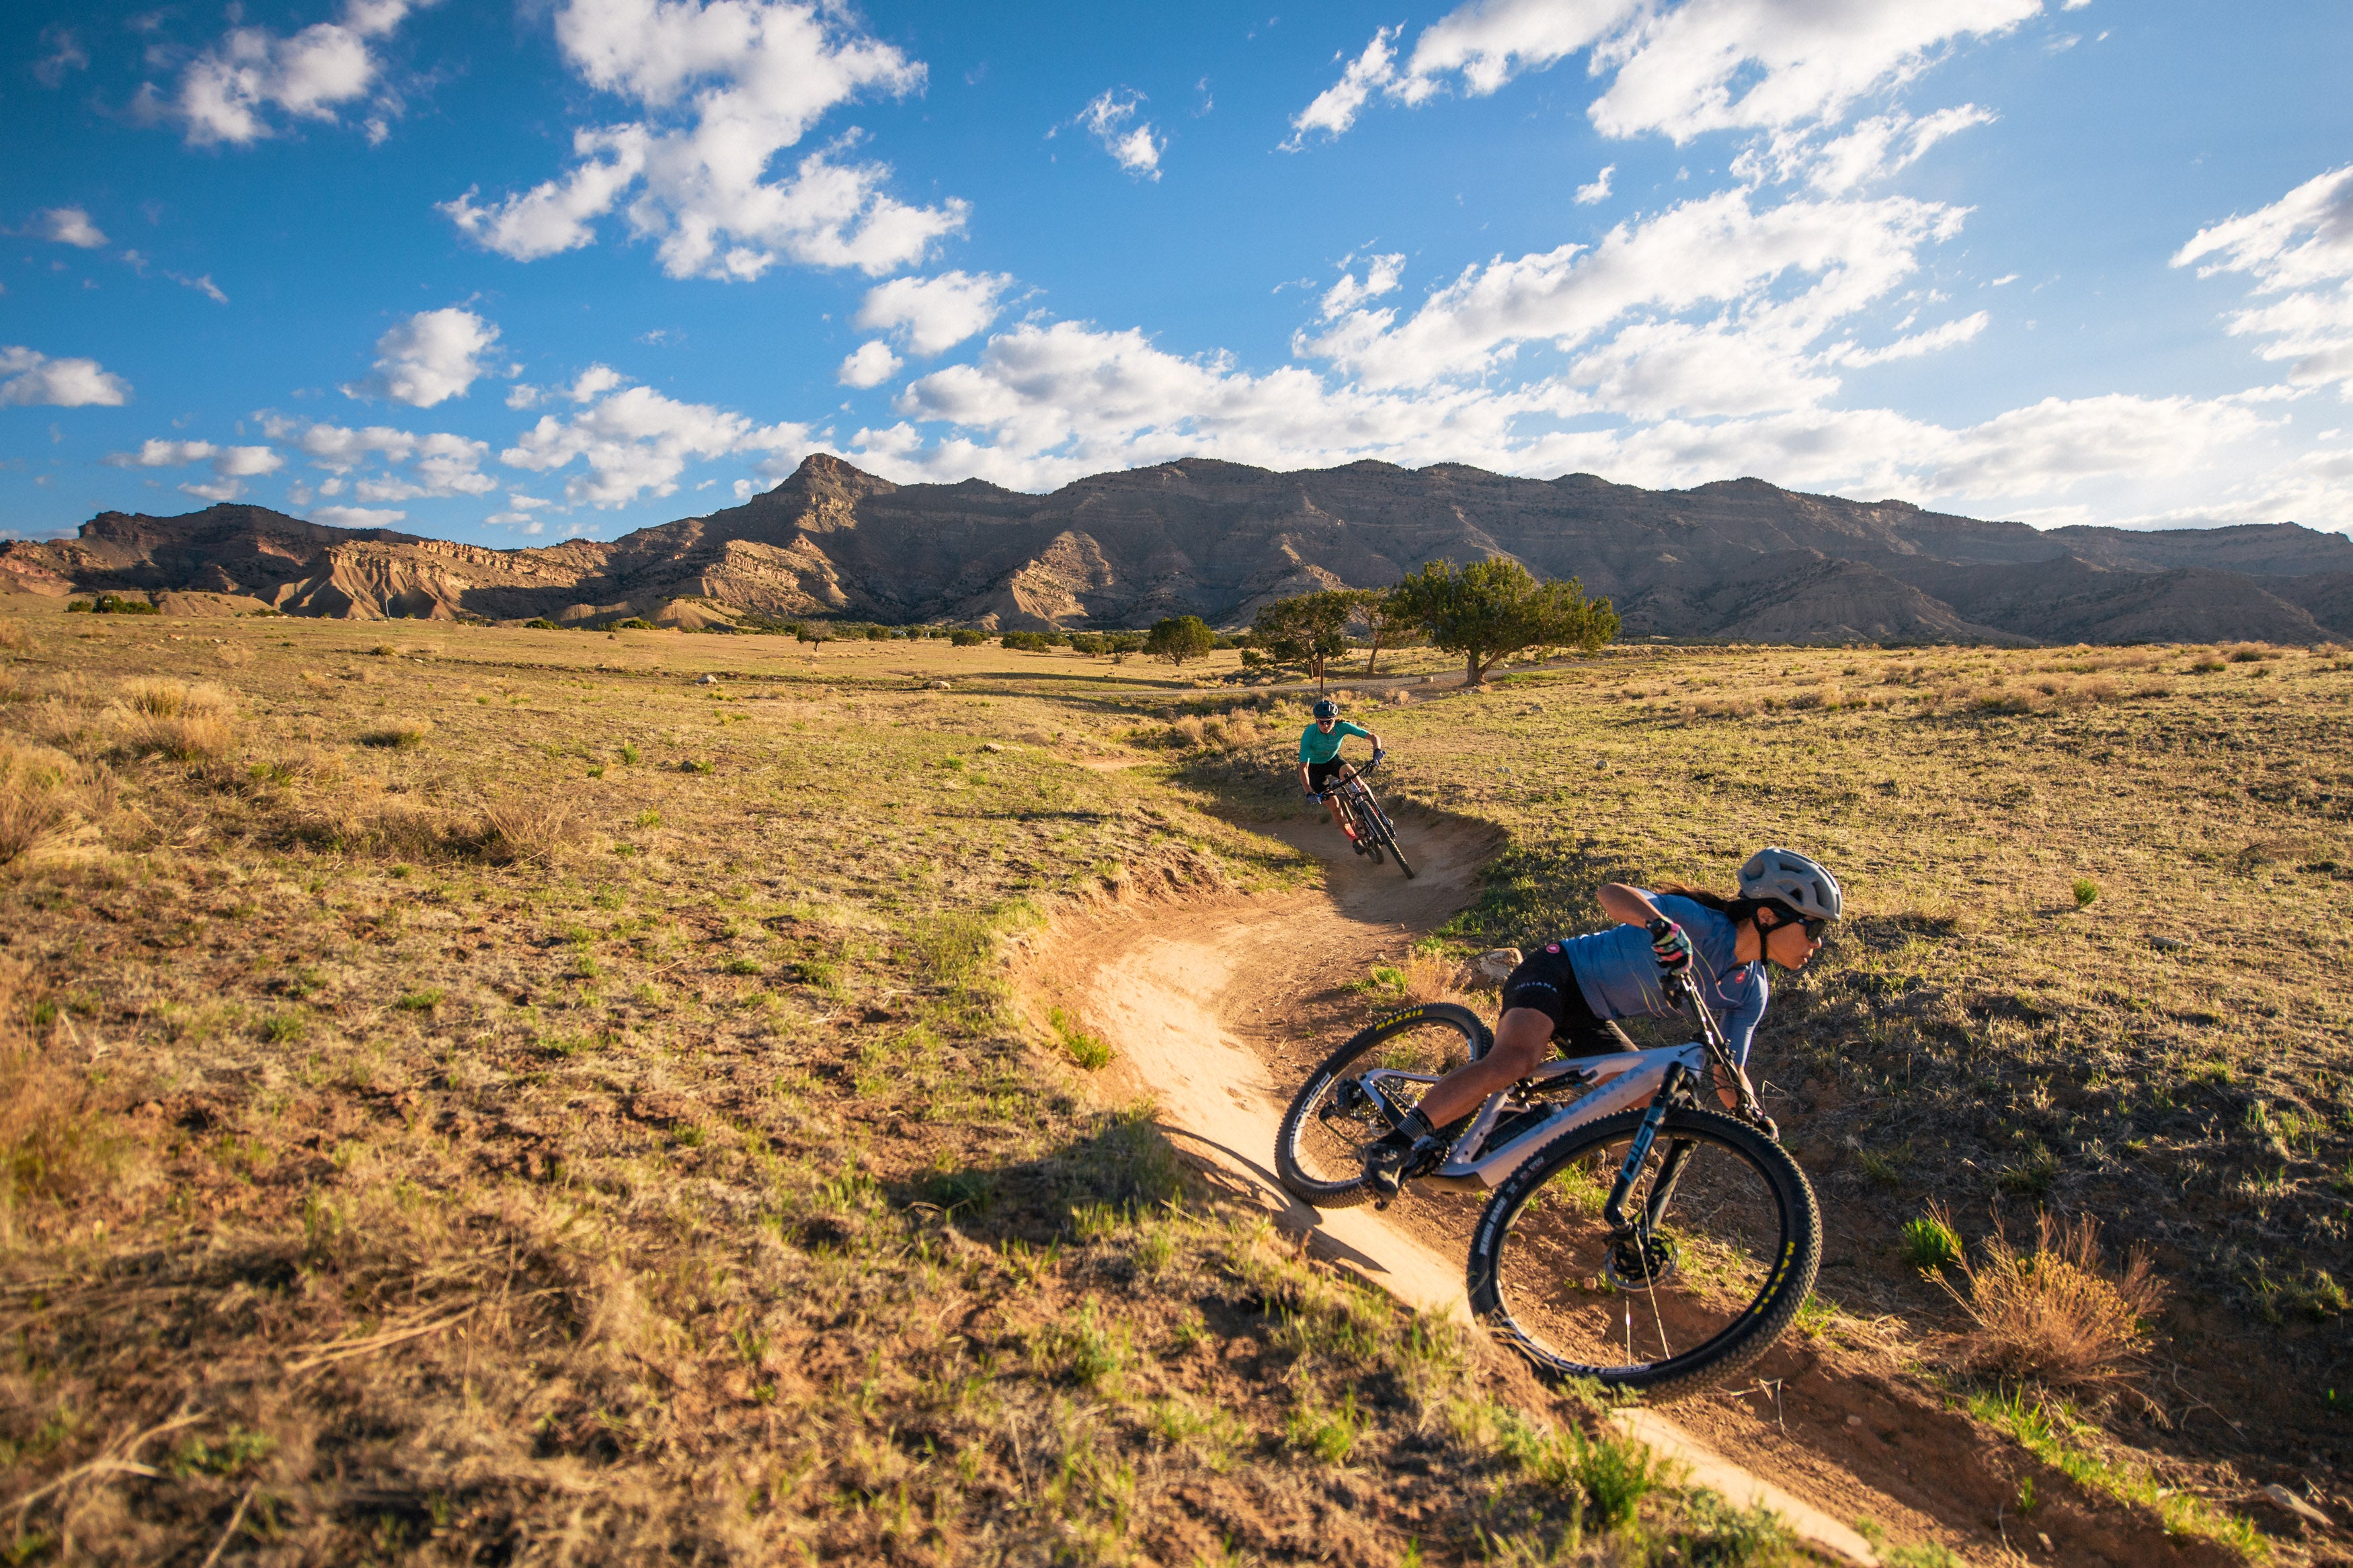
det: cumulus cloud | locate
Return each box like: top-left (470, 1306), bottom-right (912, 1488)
top-left (342, 308), bottom-right (502, 408)
top-left (34, 207), bottom-right (108, 248)
top-left (1318, 254), bottom-right (1405, 320)
top-left (1072, 90), bottom-right (1165, 179)
top-left (1574, 166), bottom-right (1615, 205)
top-left (838, 341), bottom-right (902, 388)
top-left (164, 0), bottom-right (436, 147)
top-left (313, 505), bottom-right (408, 527)
top-left (102, 438), bottom-right (281, 499)
top-left (1298, 187), bottom-right (1966, 389)
top-left (501, 372), bottom-right (812, 505)
top-left (0, 346), bottom-right (131, 407)
top-left (848, 315), bottom-right (2266, 520)
top-left (2173, 165), bottom-right (2353, 393)
top-left (1288, 0), bottom-right (2036, 148)
top-left (257, 414), bottom-right (495, 498)
top-left (854, 270), bottom-right (1016, 356)
top-left (442, 0), bottom-right (961, 280)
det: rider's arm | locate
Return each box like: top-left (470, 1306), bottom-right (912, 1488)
top-left (1597, 882), bottom-right (1667, 927)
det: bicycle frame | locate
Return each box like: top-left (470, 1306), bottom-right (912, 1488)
top-left (1358, 972), bottom-right (1767, 1198)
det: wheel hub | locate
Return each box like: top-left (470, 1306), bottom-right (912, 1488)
top-left (1605, 1233), bottom-right (1678, 1288)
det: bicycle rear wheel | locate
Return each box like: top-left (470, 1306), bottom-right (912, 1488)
top-left (1467, 1106), bottom-right (1819, 1400)
top-left (1274, 1003), bottom-right (1492, 1208)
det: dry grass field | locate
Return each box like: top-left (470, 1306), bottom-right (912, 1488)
top-left (3, 604), bottom-right (2350, 1564)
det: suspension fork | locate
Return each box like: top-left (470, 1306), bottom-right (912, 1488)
top-left (1602, 1063), bottom-right (1687, 1233)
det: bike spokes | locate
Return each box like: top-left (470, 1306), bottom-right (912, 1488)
top-left (1490, 1126), bottom-right (1786, 1376)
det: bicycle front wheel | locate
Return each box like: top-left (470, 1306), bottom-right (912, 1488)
top-left (1376, 816), bottom-right (1414, 879)
top-left (1274, 1002), bottom-right (1492, 1208)
top-left (1466, 1106), bottom-right (1819, 1401)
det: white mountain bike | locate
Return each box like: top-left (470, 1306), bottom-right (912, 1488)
top-left (1273, 973), bottom-right (1821, 1401)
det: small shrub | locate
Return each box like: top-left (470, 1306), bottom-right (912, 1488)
top-left (2071, 877), bottom-right (2098, 908)
top-left (610, 617), bottom-right (657, 631)
top-left (114, 679), bottom-right (237, 761)
top-left (0, 621), bottom-right (29, 651)
top-left (678, 757), bottom-right (715, 774)
top-left (357, 719), bottom-right (434, 749)
top-left (522, 618), bottom-right (560, 630)
top-left (1901, 1207), bottom-right (1963, 1272)
top-left (480, 792), bottom-right (583, 865)
top-left (1940, 1210), bottom-right (2163, 1388)
top-left (619, 743), bottom-right (641, 766)
top-left (1049, 1005), bottom-right (1113, 1070)
top-left (948, 628), bottom-right (988, 647)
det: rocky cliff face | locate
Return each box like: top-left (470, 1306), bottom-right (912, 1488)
top-left (7, 452), bottom-right (2350, 645)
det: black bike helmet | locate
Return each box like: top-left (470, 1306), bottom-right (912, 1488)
top-left (1312, 698), bottom-right (1339, 720)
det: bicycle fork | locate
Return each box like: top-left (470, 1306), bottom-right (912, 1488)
top-left (1602, 1063), bottom-right (1692, 1240)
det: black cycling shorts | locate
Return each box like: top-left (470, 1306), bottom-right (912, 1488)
top-left (1501, 944), bottom-right (1636, 1057)
top-left (1306, 759), bottom-right (1348, 792)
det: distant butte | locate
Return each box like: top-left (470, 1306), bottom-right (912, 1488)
top-left (4, 452), bottom-right (2348, 645)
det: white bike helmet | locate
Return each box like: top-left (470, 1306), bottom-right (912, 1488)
top-left (1739, 847), bottom-right (1843, 921)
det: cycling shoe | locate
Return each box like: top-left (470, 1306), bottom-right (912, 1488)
top-left (1363, 1130), bottom-right (1444, 1198)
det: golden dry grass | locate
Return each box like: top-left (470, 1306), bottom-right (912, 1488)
top-left (1942, 1210), bottom-right (2165, 1389)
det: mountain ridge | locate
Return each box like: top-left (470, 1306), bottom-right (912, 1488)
top-left (5, 452), bottom-right (2348, 645)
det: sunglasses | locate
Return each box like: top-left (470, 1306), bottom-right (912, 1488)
top-left (1768, 913), bottom-right (1827, 942)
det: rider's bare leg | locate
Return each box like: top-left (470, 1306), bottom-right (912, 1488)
top-left (1414, 1007), bottom-right (1555, 1128)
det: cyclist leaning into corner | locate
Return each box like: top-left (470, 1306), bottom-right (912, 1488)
top-left (1298, 698), bottom-right (1386, 854)
top-left (1361, 847), bottom-right (1842, 1196)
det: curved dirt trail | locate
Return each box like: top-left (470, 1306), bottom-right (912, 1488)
top-left (1030, 816), bottom-right (1879, 1565)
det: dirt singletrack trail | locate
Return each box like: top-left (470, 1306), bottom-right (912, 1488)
top-left (1025, 811), bottom-right (2244, 1568)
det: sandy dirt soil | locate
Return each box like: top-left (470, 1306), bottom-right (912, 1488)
top-left (1023, 804), bottom-right (2243, 1568)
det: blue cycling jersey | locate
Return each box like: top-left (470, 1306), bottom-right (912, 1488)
top-left (1552, 891), bottom-right (1769, 1067)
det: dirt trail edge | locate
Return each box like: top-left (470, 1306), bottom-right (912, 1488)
top-left (1025, 817), bottom-right (1879, 1566)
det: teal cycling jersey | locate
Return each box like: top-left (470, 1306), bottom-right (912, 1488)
top-left (1300, 720), bottom-right (1372, 765)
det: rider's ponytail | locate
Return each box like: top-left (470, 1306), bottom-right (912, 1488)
top-left (1653, 881), bottom-right (1773, 928)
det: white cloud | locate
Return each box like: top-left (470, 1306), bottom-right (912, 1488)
top-left (1318, 254), bottom-right (1406, 320)
top-left (1298, 187), bottom-right (1964, 390)
top-left (442, 0), bottom-right (961, 280)
top-left (0, 346), bottom-right (131, 407)
top-left (2173, 165), bottom-right (2353, 394)
top-left (1289, 0), bottom-right (2038, 148)
top-left (34, 207), bottom-right (108, 248)
top-left (103, 438), bottom-right (281, 500)
top-left (214, 445), bottom-right (286, 478)
top-left (1074, 90), bottom-right (1165, 180)
top-left (34, 25), bottom-right (89, 89)
top-left (167, 0), bottom-right (435, 147)
top-left (838, 341), bottom-right (902, 388)
top-left (1284, 26), bottom-right (1402, 146)
top-left (501, 374), bottom-right (812, 505)
top-left (106, 439), bottom-right (219, 468)
top-left (257, 415), bottom-right (495, 499)
top-left (342, 308), bottom-right (502, 408)
top-left (1742, 104), bottom-right (1998, 194)
top-left (167, 272), bottom-right (231, 304)
top-left (850, 313), bottom-right (2262, 518)
top-left (1574, 165), bottom-right (1615, 205)
top-left (1829, 309), bottom-right (1989, 365)
top-left (854, 270), bottom-right (1016, 355)
top-left (312, 505), bottom-right (409, 527)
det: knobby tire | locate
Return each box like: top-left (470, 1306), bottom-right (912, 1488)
top-left (1273, 1003), bottom-right (1493, 1208)
top-left (1466, 1105), bottom-right (1820, 1401)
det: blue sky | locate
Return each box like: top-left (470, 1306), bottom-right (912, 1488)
top-left (4, 0), bottom-right (2350, 546)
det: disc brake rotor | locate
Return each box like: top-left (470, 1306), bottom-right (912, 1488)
top-left (1605, 1233), bottom-right (1679, 1289)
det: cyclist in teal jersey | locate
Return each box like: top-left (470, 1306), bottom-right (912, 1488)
top-left (1299, 698), bottom-right (1386, 849)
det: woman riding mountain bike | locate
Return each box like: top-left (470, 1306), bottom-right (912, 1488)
top-left (1360, 847), bottom-right (1843, 1196)
top-left (1298, 698), bottom-right (1386, 854)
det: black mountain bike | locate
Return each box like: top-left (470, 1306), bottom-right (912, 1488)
top-left (1273, 972), bottom-right (1820, 1401)
top-left (1317, 758), bottom-right (1412, 879)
